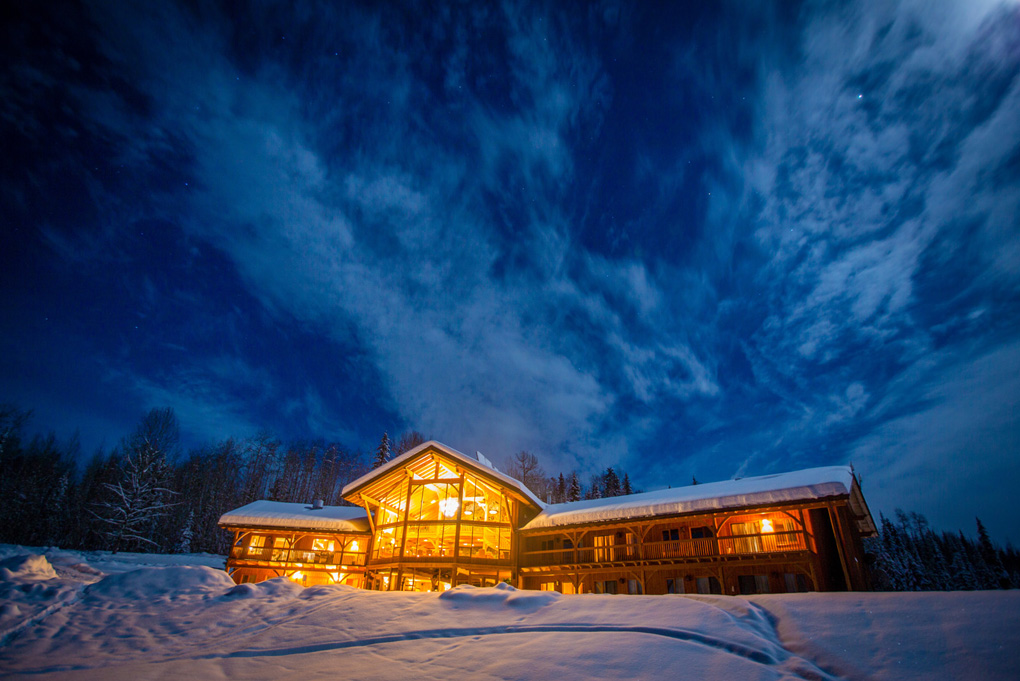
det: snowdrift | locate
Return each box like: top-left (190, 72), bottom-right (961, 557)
top-left (1, 546), bottom-right (1019, 680)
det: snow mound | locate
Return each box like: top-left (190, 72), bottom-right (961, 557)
top-left (439, 582), bottom-right (560, 610)
top-left (0, 554), bottom-right (58, 581)
top-left (85, 565), bottom-right (235, 600)
top-left (221, 577), bottom-right (305, 601)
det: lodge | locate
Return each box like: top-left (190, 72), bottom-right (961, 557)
top-left (219, 441), bottom-right (876, 595)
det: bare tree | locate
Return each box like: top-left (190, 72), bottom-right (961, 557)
top-left (505, 450), bottom-right (550, 497)
top-left (394, 431), bottom-right (427, 456)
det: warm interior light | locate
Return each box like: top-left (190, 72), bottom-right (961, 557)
top-left (761, 518), bottom-right (774, 533)
top-left (289, 571), bottom-right (304, 582)
top-left (438, 498), bottom-right (460, 517)
top-left (350, 540), bottom-right (359, 552)
top-left (489, 508), bottom-right (498, 514)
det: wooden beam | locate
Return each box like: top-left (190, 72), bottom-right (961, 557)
top-left (360, 492), bottom-right (401, 517)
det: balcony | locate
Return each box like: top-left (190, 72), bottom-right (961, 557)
top-left (229, 546), bottom-right (367, 568)
top-left (520, 530), bottom-right (807, 569)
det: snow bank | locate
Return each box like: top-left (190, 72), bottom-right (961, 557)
top-left (0, 554), bottom-right (58, 581)
top-left (84, 565), bottom-right (236, 601)
top-left (438, 581), bottom-right (561, 611)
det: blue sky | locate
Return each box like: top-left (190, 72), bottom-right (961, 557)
top-left (2, 1), bottom-right (1019, 540)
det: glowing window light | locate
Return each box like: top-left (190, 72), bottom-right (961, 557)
top-left (438, 498), bottom-right (460, 517)
top-left (761, 518), bottom-right (774, 533)
top-left (350, 540), bottom-right (360, 552)
top-left (289, 571), bottom-right (304, 582)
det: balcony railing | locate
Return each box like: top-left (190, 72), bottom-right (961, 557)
top-left (520, 530), bottom-right (807, 568)
top-left (229, 547), bottom-right (367, 567)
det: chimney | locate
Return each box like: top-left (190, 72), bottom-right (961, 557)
top-left (311, 499), bottom-right (324, 510)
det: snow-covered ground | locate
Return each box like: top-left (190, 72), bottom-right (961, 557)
top-left (1, 545), bottom-right (1018, 680)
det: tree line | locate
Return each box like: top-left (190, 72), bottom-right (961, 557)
top-left (0, 404), bottom-right (422, 556)
top-left (5, 400), bottom-right (1018, 592)
top-left (866, 510), bottom-right (1020, 591)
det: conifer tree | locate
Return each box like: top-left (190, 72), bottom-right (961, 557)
top-left (373, 432), bottom-right (392, 469)
top-left (556, 474), bottom-right (566, 503)
top-left (567, 472), bottom-right (581, 502)
top-left (622, 473), bottom-right (632, 495)
top-left (602, 467), bottom-right (621, 497)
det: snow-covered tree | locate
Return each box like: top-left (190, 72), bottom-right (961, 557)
top-left (567, 472), bottom-right (581, 502)
top-left (373, 433), bottom-right (392, 469)
top-left (90, 408), bottom-right (180, 553)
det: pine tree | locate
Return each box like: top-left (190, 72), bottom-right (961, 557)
top-left (567, 472), bottom-right (581, 502)
top-left (373, 432), bottom-right (391, 469)
top-left (622, 473), bottom-right (632, 496)
top-left (602, 467), bottom-right (621, 497)
top-left (555, 474), bottom-right (566, 503)
top-left (692, 476), bottom-right (699, 485)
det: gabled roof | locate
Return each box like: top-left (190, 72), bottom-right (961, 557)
top-left (523, 466), bottom-right (875, 532)
top-left (219, 500), bottom-right (371, 533)
top-left (342, 441), bottom-right (545, 509)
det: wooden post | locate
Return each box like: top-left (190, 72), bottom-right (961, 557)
top-left (828, 503), bottom-right (854, 591)
top-left (452, 471), bottom-right (466, 586)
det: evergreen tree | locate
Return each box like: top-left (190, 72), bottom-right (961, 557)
top-left (602, 467), bottom-right (621, 497)
top-left (692, 476), bottom-right (699, 485)
top-left (622, 473), bottom-right (632, 496)
top-left (373, 432), bottom-right (392, 469)
top-left (567, 472), bottom-right (581, 502)
top-left (555, 474), bottom-right (567, 503)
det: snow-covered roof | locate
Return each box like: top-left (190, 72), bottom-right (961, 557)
top-left (218, 501), bottom-right (371, 533)
top-left (342, 441), bottom-right (545, 509)
top-left (523, 466), bottom-right (861, 531)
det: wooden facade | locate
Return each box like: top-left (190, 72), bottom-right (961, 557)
top-left (219, 441), bottom-right (876, 595)
top-left (517, 499), bottom-right (872, 595)
top-left (220, 502), bottom-right (372, 588)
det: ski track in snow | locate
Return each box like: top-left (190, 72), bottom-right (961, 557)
top-left (4, 547), bottom-right (1020, 680)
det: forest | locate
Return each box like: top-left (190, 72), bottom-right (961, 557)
top-left (1, 402), bottom-right (1017, 591)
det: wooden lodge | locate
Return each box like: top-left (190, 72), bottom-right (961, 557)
top-left (220, 441), bottom-right (876, 595)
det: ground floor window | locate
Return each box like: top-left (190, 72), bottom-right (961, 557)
top-left (738, 574), bottom-right (770, 594)
top-left (783, 573), bottom-right (810, 593)
top-left (665, 577), bottom-right (684, 594)
top-left (696, 576), bottom-right (722, 594)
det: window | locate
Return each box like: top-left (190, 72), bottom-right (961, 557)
top-left (594, 534), bottom-right (613, 562)
top-left (696, 576), bottom-right (721, 594)
top-left (603, 579), bottom-right (618, 594)
top-left (662, 528), bottom-right (680, 542)
top-left (738, 574), bottom-right (770, 594)
top-left (691, 526), bottom-right (713, 539)
top-left (627, 579), bottom-right (642, 594)
top-left (665, 578), bottom-right (684, 594)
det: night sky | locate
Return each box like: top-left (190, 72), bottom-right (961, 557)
top-left (3, 1), bottom-right (1019, 541)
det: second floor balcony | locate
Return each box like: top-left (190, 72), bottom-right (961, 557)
top-left (519, 530), bottom-right (809, 569)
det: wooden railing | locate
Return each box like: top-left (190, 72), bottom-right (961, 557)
top-left (230, 547), bottom-right (367, 567)
top-left (520, 531), bottom-right (807, 568)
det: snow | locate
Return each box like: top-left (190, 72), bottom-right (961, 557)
top-left (525, 466), bottom-right (858, 530)
top-left (342, 440), bottom-right (547, 509)
top-left (218, 500), bottom-right (371, 532)
top-left (2, 544), bottom-right (1019, 681)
